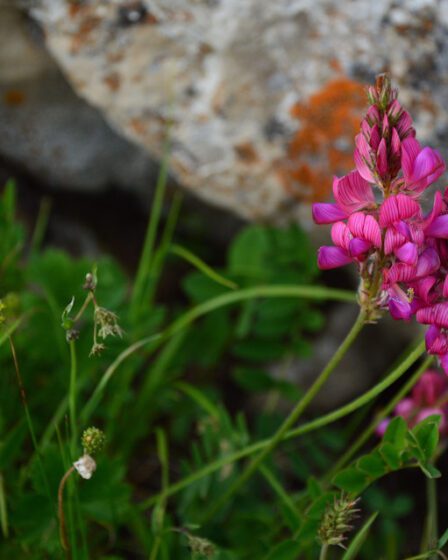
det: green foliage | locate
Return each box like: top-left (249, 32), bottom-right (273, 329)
top-left (0, 180), bottom-right (444, 560)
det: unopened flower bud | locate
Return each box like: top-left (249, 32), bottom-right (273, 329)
top-left (81, 426), bottom-right (106, 456)
top-left (187, 534), bottom-right (215, 558)
top-left (318, 495), bottom-right (360, 549)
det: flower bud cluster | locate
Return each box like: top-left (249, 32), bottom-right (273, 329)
top-left (318, 495), bottom-right (360, 548)
top-left (313, 74), bottom-right (448, 370)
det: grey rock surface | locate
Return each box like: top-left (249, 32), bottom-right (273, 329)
top-left (26, 0), bottom-right (448, 223)
top-left (0, 6), bottom-right (158, 195)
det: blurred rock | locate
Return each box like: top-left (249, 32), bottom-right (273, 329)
top-left (0, 5), bottom-right (158, 195)
top-left (22, 0), bottom-right (448, 223)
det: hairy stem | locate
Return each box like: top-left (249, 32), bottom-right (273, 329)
top-left (58, 466), bottom-right (75, 556)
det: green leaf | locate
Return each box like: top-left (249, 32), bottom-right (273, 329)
top-left (410, 415), bottom-right (441, 461)
top-left (332, 467), bottom-right (369, 493)
top-left (438, 527), bottom-right (448, 549)
top-left (228, 226), bottom-right (270, 278)
top-left (419, 463), bottom-right (441, 479)
top-left (357, 451), bottom-right (387, 479)
top-left (342, 512), bottom-right (378, 560)
top-left (379, 442), bottom-right (402, 470)
top-left (382, 416), bottom-right (407, 450)
top-left (262, 540), bottom-right (302, 560)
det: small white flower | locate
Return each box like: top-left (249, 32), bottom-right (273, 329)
top-left (73, 454), bottom-right (97, 480)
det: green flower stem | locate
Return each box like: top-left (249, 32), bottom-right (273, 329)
top-left (139, 337), bottom-right (425, 511)
top-left (319, 544), bottom-right (329, 560)
top-left (425, 476), bottom-right (438, 559)
top-left (327, 352), bottom-right (433, 480)
top-left (69, 340), bottom-right (78, 457)
top-left (200, 310), bottom-right (366, 522)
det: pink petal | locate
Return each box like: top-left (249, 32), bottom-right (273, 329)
top-left (331, 222), bottom-right (351, 250)
top-left (425, 325), bottom-right (446, 354)
top-left (440, 353), bottom-right (448, 376)
top-left (391, 128), bottom-right (401, 158)
top-left (379, 194), bottom-right (420, 227)
top-left (377, 138), bottom-right (388, 176)
top-left (384, 227), bottom-right (406, 254)
top-left (395, 242), bottom-right (418, 265)
top-left (387, 99), bottom-right (401, 120)
top-left (383, 262), bottom-right (416, 286)
top-left (396, 110), bottom-right (413, 137)
top-left (413, 371), bottom-right (447, 406)
top-left (416, 248), bottom-right (440, 278)
top-left (370, 124), bottom-right (381, 150)
top-left (333, 171), bottom-right (375, 214)
top-left (413, 147), bottom-right (445, 186)
top-left (312, 203), bottom-right (348, 224)
top-left (376, 419), bottom-right (390, 437)
top-left (443, 276), bottom-right (448, 298)
top-left (366, 106), bottom-right (380, 126)
top-left (425, 214), bottom-right (448, 238)
top-left (349, 237), bottom-right (371, 257)
top-left (420, 191), bottom-right (443, 230)
top-left (417, 303), bottom-right (448, 328)
top-left (401, 137), bottom-right (421, 180)
top-left (317, 246), bottom-right (352, 270)
top-left (395, 398), bottom-right (414, 419)
top-left (347, 212), bottom-right (381, 247)
top-left (412, 276), bottom-right (436, 303)
top-left (354, 148), bottom-right (374, 182)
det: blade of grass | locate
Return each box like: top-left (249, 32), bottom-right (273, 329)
top-left (130, 139), bottom-right (171, 323)
top-left (0, 473), bottom-right (8, 538)
top-left (169, 243), bottom-right (238, 290)
top-left (342, 512), bottom-right (378, 560)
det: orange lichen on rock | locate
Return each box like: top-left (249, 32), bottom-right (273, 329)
top-left (3, 90), bottom-right (26, 106)
top-left (277, 77), bottom-right (366, 202)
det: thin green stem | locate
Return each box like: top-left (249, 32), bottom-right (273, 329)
top-left (0, 473), bottom-right (8, 538)
top-left (30, 196), bottom-right (52, 254)
top-left (69, 340), bottom-right (78, 457)
top-left (8, 336), bottom-right (53, 510)
top-left (169, 243), bottom-right (238, 290)
top-left (200, 310), bottom-right (366, 521)
top-left (319, 544), bottom-right (329, 560)
top-left (425, 476), bottom-right (438, 558)
top-left (130, 139), bottom-right (171, 323)
top-left (139, 337), bottom-right (425, 511)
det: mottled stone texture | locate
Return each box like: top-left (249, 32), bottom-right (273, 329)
top-left (30, 0), bottom-right (448, 222)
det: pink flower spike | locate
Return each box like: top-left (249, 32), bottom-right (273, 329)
top-left (395, 242), bottom-right (418, 265)
top-left (379, 194), bottom-right (420, 227)
top-left (333, 171), bottom-right (375, 214)
top-left (317, 246), bottom-right (352, 270)
top-left (370, 124), bottom-right (381, 150)
top-left (312, 203), bottom-right (348, 224)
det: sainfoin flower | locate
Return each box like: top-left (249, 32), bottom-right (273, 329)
top-left (312, 74), bottom-right (448, 372)
top-left (377, 370), bottom-right (448, 436)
